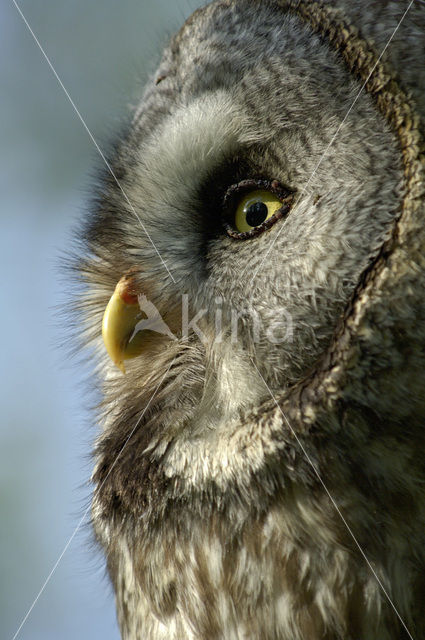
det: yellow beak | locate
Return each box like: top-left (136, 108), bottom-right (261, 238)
top-left (102, 276), bottom-right (145, 373)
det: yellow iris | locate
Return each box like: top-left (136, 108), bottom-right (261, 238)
top-left (234, 190), bottom-right (282, 233)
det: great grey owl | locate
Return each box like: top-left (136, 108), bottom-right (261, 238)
top-left (73, 0), bottom-right (425, 638)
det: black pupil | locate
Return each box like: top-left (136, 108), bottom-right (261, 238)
top-left (245, 201), bottom-right (269, 227)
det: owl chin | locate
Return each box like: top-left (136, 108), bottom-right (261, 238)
top-left (75, 0), bottom-right (425, 637)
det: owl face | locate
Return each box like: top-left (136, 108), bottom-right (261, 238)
top-left (82, 0), bottom-right (402, 435)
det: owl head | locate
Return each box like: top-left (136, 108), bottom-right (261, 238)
top-left (75, 0), bottom-right (423, 483)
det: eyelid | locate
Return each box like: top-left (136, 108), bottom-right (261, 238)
top-left (222, 179), bottom-right (295, 240)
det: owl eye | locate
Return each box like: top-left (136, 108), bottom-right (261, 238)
top-left (223, 179), bottom-right (294, 240)
top-left (234, 190), bottom-right (282, 233)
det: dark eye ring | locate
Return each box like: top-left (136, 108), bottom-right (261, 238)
top-left (222, 179), bottom-right (295, 240)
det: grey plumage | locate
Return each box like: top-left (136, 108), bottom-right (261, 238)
top-left (74, 1), bottom-right (425, 638)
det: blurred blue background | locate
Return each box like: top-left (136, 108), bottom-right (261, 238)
top-left (0, 1), bottom-right (202, 638)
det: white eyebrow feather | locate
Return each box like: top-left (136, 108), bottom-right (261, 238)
top-left (133, 90), bottom-right (268, 206)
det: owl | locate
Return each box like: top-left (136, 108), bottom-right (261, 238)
top-left (74, 0), bottom-right (425, 638)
